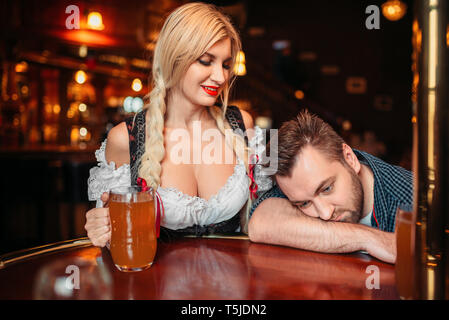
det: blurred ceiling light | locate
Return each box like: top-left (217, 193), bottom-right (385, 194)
top-left (131, 97), bottom-right (144, 113)
top-left (382, 0), bottom-right (407, 21)
top-left (99, 54), bottom-right (127, 66)
top-left (272, 40), bottom-right (290, 50)
top-left (20, 85), bottom-right (29, 96)
top-left (79, 45), bottom-right (88, 58)
top-left (87, 12), bottom-right (104, 30)
top-left (131, 58), bottom-right (151, 69)
top-left (248, 26), bottom-right (265, 37)
top-left (75, 70), bottom-right (87, 84)
top-left (123, 96), bottom-right (133, 113)
top-left (67, 109), bottom-right (75, 118)
top-left (295, 90), bottom-right (305, 100)
top-left (235, 63), bottom-right (246, 76)
top-left (236, 51), bottom-right (246, 64)
top-left (342, 120), bottom-right (352, 131)
top-left (107, 96), bottom-right (119, 107)
top-left (45, 104), bottom-right (53, 114)
top-left (53, 104), bottom-right (61, 114)
top-left (132, 78), bottom-right (143, 92)
top-left (70, 127), bottom-right (80, 143)
top-left (255, 116), bottom-right (272, 129)
top-left (78, 103), bottom-right (87, 112)
top-left (79, 127), bottom-right (88, 137)
top-left (234, 51), bottom-right (247, 76)
top-left (15, 61), bottom-right (28, 73)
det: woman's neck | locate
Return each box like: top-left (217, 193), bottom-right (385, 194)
top-left (164, 90), bottom-right (212, 129)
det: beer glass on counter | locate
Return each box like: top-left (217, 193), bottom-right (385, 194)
top-left (395, 204), bottom-right (415, 299)
top-left (109, 186), bottom-right (157, 272)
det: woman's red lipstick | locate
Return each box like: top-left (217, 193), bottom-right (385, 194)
top-left (201, 85), bottom-right (219, 96)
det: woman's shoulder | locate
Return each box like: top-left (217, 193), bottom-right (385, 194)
top-left (226, 105), bottom-right (254, 131)
top-left (239, 109), bottom-right (254, 130)
top-left (105, 122), bottom-right (130, 167)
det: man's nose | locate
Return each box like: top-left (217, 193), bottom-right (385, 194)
top-left (314, 200), bottom-right (334, 221)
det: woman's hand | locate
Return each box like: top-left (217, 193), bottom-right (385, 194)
top-left (84, 192), bottom-right (111, 247)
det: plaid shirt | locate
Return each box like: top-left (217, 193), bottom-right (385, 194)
top-left (249, 149), bottom-right (414, 232)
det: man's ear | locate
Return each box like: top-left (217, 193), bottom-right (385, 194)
top-left (342, 143), bottom-right (361, 174)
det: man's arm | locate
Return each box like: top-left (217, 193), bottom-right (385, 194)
top-left (248, 197), bottom-right (396, 263)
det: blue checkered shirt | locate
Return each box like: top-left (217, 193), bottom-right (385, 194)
top-left (249, 149), bottom-right (414, 232)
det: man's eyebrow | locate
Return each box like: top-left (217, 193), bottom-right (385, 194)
top-left (313, 177), bottom-right (334, 196)
top-left (290, 176), bottom-right (335, 204)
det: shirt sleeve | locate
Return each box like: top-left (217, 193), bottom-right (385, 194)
top-left (87, 139), bottom-right (131, 208)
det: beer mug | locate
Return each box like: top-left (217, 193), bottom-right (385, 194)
top-left (109, 186), bottom-right (157, 272)
top-left (394, 204), bottom-right (415, 299)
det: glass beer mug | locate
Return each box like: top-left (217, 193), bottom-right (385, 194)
top-left (109, 186), bottom-right (157, 272)
top-left (394, 204), bottom-right (415, 300)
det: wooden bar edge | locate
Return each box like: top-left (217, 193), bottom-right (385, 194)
top-left (0, 238), bottom-right (92, 269)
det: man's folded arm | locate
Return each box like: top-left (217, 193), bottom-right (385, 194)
top-left (247, 197), bottom-right (396, 263)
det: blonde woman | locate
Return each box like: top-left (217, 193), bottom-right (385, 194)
top-left (85, 2), bottom-right (271, 246)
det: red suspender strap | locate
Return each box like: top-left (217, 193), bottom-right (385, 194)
top-left (373, 204), bottom-right (379, 228)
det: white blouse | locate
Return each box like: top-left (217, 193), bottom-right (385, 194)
top-left (87, 126), bottom-right (272, 230)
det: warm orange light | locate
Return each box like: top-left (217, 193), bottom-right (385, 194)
top-left (75, 70), bottom-right (87, 84)
top-left (48, 29), bottom-right (117, 47)
top-left (236, 51), bottom-right (246, 64)
top-left (87, 12), bottom-right (104, 31)
top-left (53, 104), bottom-right (61, 114)
top-left (67, 109), bottom-right (75, 119)
top-left (15, 61), bottom-right (28, 73)
top-left (79, 44), bottom-right (88, 58)
top-left (382, 0), bottom-right (407, 21)
top-left (447, 24), bottom-right (449, 48)
top-left (20, 86), bottom-right (29, 96)
top-left (234, 63), bottom-right (246, 76)
top-left (45, 104), bottom-right (53, 115)
top-left (132, 78), bottom-right (142, 92)
top-left (295, 90), bottom-right (304, 100)
top-left (342, 120), bottom-right (352, 131)
top-left (78, 103), bottom-right (87, 112)
top-left (234, 51), bottom-right (247, 76)
top-left (70, 127), bottom-right (80, 144)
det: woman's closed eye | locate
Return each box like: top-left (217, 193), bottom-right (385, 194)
top-left (198, 59), bottom-right (212, 66)
top-left (198, 59), bottom-right (231, 70)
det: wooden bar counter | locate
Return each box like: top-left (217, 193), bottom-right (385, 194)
top-left (0, 236), bottom-right (399, 300)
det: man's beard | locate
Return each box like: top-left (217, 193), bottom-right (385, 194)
top-left (331, 165), bottom-right (364, 223)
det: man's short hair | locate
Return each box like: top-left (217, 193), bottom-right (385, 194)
top-left (275, 109), bottom-right (346, 177)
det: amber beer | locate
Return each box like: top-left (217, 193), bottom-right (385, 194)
top-left (395, 206), bottom-right (415, 299)
top-left (109, 186), bottom-right (157, 272)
